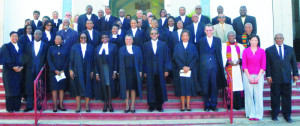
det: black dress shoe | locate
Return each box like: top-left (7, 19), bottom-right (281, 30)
top-left (204, 107), bottom-right (210, 112)
top-left (109, 105), bottom-right (114, 112)
top-left (103, 107), bottom-right (108, 112)
top-left (23, 108), bottom-right (33, 112)
top-left (124, 108), bottom-right (130, 113)
top-left (285, 117), bottom-right (292, 123)
top-left (272, 117), bottom-right (278, 121)
top-left (53, 109), bottom-right (57, 113)
top-left (75, 107), bottom-right (81, 113)
top-left (7, 110), bottom-right (14, 113)
top-left (148, 107), bottom-right (155, 112)
top-left (187, 109), bottom-right (192, 111)
top-left (86, 109), bottom-right (91, 113)
top-left (211, 107), bottom-right (218, 112)
top-left (58, 106), bottom-right (67, 111)
top-left (180, 108), bottom-right (185, 112)
top-left (131, 109), bottom-right (136, 113)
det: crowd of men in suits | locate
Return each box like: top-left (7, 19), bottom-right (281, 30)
top-left (0, 4), bottom-right (298, 123)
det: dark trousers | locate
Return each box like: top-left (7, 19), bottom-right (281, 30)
top-left (204, 69), bottom-right (218, 108)
top-left (149, 75), bottom-right (164, 109)
top-left (6, 96), bottom-right (21, 111)
top-left (271, 82), bottom-right (292, 118)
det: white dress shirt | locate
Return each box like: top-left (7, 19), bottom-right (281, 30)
top-left (53, 19), bottom-right (58, 26)
top-left (34, 40), bottom-right (41, 56)
top-left (183, 42), bottom-right (188, 49)
top-left (105, 15), bottom-right (111, 21)
top-left (86, 14), bottom-right (92, 20)
top-left (73, 23), bottom-right (78, 31)
top-left (241, 17), bottom-right (246, 24)
top-left (151, 39), bottom-right (158, 54)
top-left (193, 22), bottom-right (198, 42)
top-left (119, 17), bottom-right (124, 24)
top-left (169, 26), bottom-right (174, 32)
top-left (81, 43), bottom-right (87, 58)
top-left (34, 20), bottom-right (39, 26)
top-left (87, 29), bottom-right (93, 40)
top-left (99, 43), bottom-right (109, 55)
top-left (45, 30), bottom-right (51, 41)
top-left (198, 14), bottom-right (202, 23)
top-left (275, 44), bottom-right (284, 59)
top-left (27, 34), bottom-right (32, 41)
top-left (177, 29), bottom-right (182, 41)
top-left (12, 42), bottom-right (19, 52)
top-left (207, 37), bottom-right (213, 48)
top-left (126, 45), bottom-right (133, 54)
top-left (161, 17), bottom-right (166, 26)
top-left (131, 28), bottom-right (137, 37)
top-left (180, 15), bottom-right (186, 22)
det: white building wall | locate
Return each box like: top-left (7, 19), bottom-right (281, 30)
top-left (0, 0), bottom-right (4, 47)
top-left (72, 0), bottom-right (109, 17)
top-left (164, 0), bottom-right (201, 17)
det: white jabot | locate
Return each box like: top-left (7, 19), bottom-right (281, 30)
top-left (161, 17), bottom-right (166, 26)
top-left (73, 23), bottom-right (78, 31)
top-left (86, 14), bottom-right (92, 20)
top-left (198, 14), bottom-right (202, 23)
top-left (88, 29), bottom-right (93, 40)
top-left (275, 44), bottom-right (284, 59)
top-left (180, 15), bottom-right (186, 22)
top-left (45, 30), bottom-right (51, 41)
top-left (80, 43), bottom-right (87, 58)
top-left (207, 37), bottom-right (213, 48)
top-left (112, 34), bottom-right (117, 38)
top-left (193, 22), bottom-right (198, 42)
top-left (151, 39), bottom-right (158, 54)
top-left (119, 17), bottom-right (124, 24)
top-left (27, 34), bottom-right (32, 41)
top-left (183, 42), bottom-right (188, 49)
top-left (53, 19), bottom-right (58, 24)
top-left (99, 43), bottom-right (109, 55)
top-left (126, 45), bottom-right (133, 54)
top-left (118, 29), bottom-right (122, 35)
top-left (169, 26), bottom-right (174, 32)
top-left (177, 29), bottom-right (182, 41)
top-left (34, 40), bottom-right (41, 56)
top-left (12, 42), bottom-right (19, 52)
top-left (34, 20), bottom-right (39, 26)
top-left (105, 15), bottom-right (111, 21)
top-left (131, 28), bottom-right (137, 37)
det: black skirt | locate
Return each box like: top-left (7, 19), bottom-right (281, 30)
top-left (124, 53), bottom-right (138, 91)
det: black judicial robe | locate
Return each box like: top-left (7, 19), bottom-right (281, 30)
top-left (77, 14), bottom-right (99, 33)
top-left (197, 37), bottom-right (226, 94)
top-left (118, 18), bottom-right (131, 31)
top-left (175, 16), bottom-right (193, 29)
top-left (83, 29), bottom-right (101, 47)
top-left (144, 28), bottom-right (167, 43)
top-left (19, 34), bottom-right (33, 51)
top-left (31, 20), bottom-right (42, 32)
top-left (24, 41), bottom-right (49, 96)
top-left (56, 28), bottom-right (78, 53)
top-left (126, 29), bottom-right (144, 48)
top-left (158, 18), bottom-right (168, 29)
top-left (118, 45), bottom-right (143, 100)
top-left (47, 45), bottom-right (69, 90)
top-left (69, 43), bottom-right (94, 97)
top-left (17, 28), bottom-right (24, 37)
top-left (42, 31), bottom-right (56, 46)
top-left (187, 23), bottom-right (205, 44)
top-left (109, 33), bottom-right (125, 49)
top-left (50, 19), bottom-right (62, 33)
top-left (199, 15), bottom-right (211, 25)
top-left (169, 30), bottom-right (181, 56)
top-left (173, 42), bottom-right (201, 96)
top-left (142, 40), bottom-right (172, 103)
top-left (94, 43), bottom-right (118, 100)
top-left (100, 16), bottom-right (117, 33)
top-left (2, 43), bottom-right (23, 96)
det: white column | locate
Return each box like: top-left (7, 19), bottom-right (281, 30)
top-left (273, 0), bottom-right (294, 47)
top-left (0, 0), bottom-right (4, 47)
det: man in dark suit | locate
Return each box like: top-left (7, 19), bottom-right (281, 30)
top-left (23, 30), bottom-right (49, 112)
top-left (100, 6), bottom-right (117, 33)
top-left (77, 5), bottom-right (99, 33)
top-left (51, 11), bottom-right (62, 33)
top-left (233, 6), bottom-right (257, 38)
top-left (31, 10), bottom-right (42, 32)
top-left (175, 7), bottom-right (192, 29)
top-left (56, 18), bottom-right (78, 52)
top-left (236, 23), bottom-right (260, 48)
top-left (266, 33), bottom-right (299, 123)
top-left (83, 20), bottom-right (101, 47)
top-left (158, 9), bottom-right (168, 29)
top-left (198, 24), bottom-right (226, 112)
top-left (118, 9), bottom-right (130, 31)
top-left (195, 5), bottom-right (210, 25)
top-left (187, 13), bottom-right (205, 44)
top-left (212, 6), bottom-right (231, 25)
top-left (137, 10), bottom-right (149, 31)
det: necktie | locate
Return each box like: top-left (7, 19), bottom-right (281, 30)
top-left (279, 45), bottom-right (283, 60)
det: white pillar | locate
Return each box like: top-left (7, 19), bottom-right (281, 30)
top-left (0, 0), bottom-right (4, 47)
top-left (273, 0), bottom-right (294, 47)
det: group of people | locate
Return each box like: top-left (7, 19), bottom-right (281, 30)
top-left (0, 4), bottom-right (298, 123)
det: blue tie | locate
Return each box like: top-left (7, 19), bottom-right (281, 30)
top-left (279, 45), bottom-right (283, 60)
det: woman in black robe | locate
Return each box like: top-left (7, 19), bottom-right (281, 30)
top-left (94, 33), bottom-right (118, 112)
top-left (119, 35), bottom-right (143, 113)
top-left (47, 35), bottom-right (68, 112)
top-left (69, 32), bottom-right (94, 113)
top-left (173, 30), bottom-right (201, 111)
top-left (42, 20), bottom-right (56, 46)
top-left (2, 32), bottom-right (23, 112)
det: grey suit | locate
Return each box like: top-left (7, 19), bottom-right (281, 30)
top-left (213, 23), bottom-right (233, 43)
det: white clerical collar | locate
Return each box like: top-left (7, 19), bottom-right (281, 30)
top-left (126, 45), bottom-right (133, 54)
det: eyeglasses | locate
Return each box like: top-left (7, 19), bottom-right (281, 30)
top-left (80, 37), bottom-right (87, 39)
top-left (196, 8), bottom-right (201, 10)
top-left (218, 16), bottom-right (226, 18)
top-left (275, 37), bottom-right (284, 40)
top-left (150, 33), bottom-right (158, 35)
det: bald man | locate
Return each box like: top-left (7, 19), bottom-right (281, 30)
top-left (77, 5), bottom-right (99, 33)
